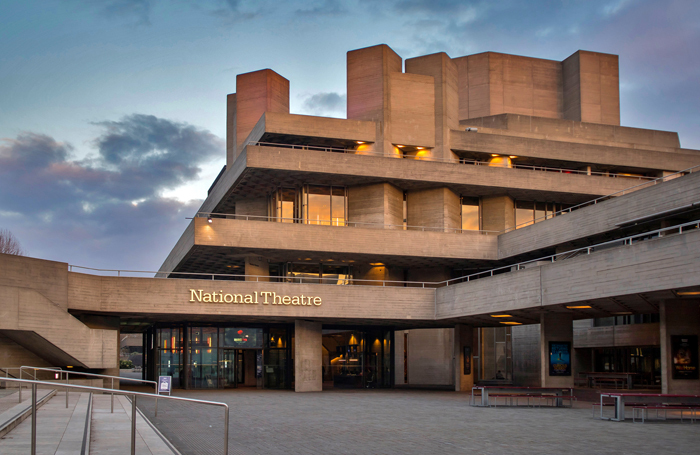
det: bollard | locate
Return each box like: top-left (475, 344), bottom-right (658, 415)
top-left (131, 395), bottom-right (137, 455)
top-left (31, 383), bottom-right (37, 455)
top-left (223, 406), bottom-right (229, 455)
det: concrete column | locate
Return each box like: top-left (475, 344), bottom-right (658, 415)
top-left (406, 187), bottom-right (460, 232)
top-left (405, 52), bottom-right (459, 162)
top-left (347, 44), bottom-right (402, 157)
top-left (348, 183), bottom-right (403, 229)
top-left (454, 324), bottom-right (474, 392)
top-left (540, 313), bottom-right (574, 388)
top-left (660, 300), bottom-right (700, 394)
top-left (226, 93), bottom-right (236, 168)
top-left (481, 195), bottom-right (514, 232)
top-left (294, 320), bottom-right (322, 392)
top-left (245, 256), bottom-right (269, 282)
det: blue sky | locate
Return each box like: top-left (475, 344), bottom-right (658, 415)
top-left (1, 0), bottom-right (699, 271)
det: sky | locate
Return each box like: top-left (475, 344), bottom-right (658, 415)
top-left (1, 0), bottom-right (699, 271)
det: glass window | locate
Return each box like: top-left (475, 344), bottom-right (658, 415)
top-left (224, 328), bottom-right (263, 348)
top-left (189, 327), bottom-right (219, 389)
top-left (534, 202), bottom-right (546, 224)
top-left (331, 187), bottom-right (346, 226)
top-left (304, 185), bottom-right (346, 226)
top-left (275, 188), bottom-right (297, 223)
top-left (515, 201), bottom-right (535, 229)
top-left (321, 265), bottom-right (351, 285)
top-left (461, 197), bottom-right (480, 231)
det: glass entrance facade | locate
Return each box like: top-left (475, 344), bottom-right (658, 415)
top-left (145, 324), bottom-right (393, 390)
top-left (145, 324), bottom-right (292, 390)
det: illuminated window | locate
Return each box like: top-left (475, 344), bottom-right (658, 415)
top-left (461, 197), bottom-right (480, 231)
top-left (303, 185), bottom-right (346, 226)
top-left (271, 188), bottom-right (298, 223)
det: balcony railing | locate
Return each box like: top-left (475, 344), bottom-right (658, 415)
top-left (248, 141), bottom-right (659, 181)
top-left (194, 212), bottom-right (499, 235)
top-left (69, 218), bottom-right (700, 288)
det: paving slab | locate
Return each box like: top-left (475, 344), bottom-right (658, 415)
top-left (89, 394), bottom-right (177, 455)
top-left (0, 390), bottom-right (79, 454)
top-left (134, 388), bottom-right (700, 455)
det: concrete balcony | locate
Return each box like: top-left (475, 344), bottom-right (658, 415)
top-left (159, 216), bottom-right (499, 275)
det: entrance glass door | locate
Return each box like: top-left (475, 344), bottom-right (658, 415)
top-left (221, 349), bottom-right (237, 388)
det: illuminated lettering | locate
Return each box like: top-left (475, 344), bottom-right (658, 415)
top-left (188, 289), bottom-right (322, 307)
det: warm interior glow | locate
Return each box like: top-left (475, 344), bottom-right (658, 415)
top-left (396, 145), bottom-right (405, 148)
top-left (566, 305), bottom-right (592, 309)
top-left (488, 155), bottom-right (513, 168)
top-left (500, 321), bottom-right (522, 325)
top-left (356, 141), bottom-right (365, 144)
top-left (491, 314), bottom-right (513, 318)
top-left (677, 291), bottom-right (700, 296)
top-left (369, 262), bottom-right (384, 266)
top-left (356, 144), bottom-right (372, 154)
top-left (509, 155), bottom-right (518, 159)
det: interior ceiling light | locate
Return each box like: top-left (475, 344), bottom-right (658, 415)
top-left (677, 291), bottom-right (700, 296)
top-left (369, 262), bottom-right (384, 266)
top-left (500, 321), bottom-right (522, 325)
top-left (509, 155), bottom-right (518, 159)
top-left (356, 141), bottom-right (365, 144)
top-left (207, 216), bottom-right (213, 223)
top-left (416, 146), bottom-right (424, 150)
top-left (491, 154), bottom-right (500, 157)
top-left (396, 145), bottom-right (405, 148)
top-left (490, 314), bottom-right (513, 318)
top-left (566, 305), bottom-right (592, 309)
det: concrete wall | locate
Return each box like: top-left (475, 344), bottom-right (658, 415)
top-left (406, 188), bottom-right (461, 232)
top-left (574, 323), bottom-right (660, 348)
top-left (511, 324), bottom-right (541, 386)
top-left (235, 69), bottom-right (290, 155)
top-left (389, 72), bottom-right (435, 148)
top-left (294, 320), bottom-right (322, 392)
top-left (563, 51), bottom-right (620, 125)
top-left (461, 113), bottom-right (680, 149)
top-left (226, 93), bottom-right (236, 167)
top-left (348, 183), bottom-right (403, 229)
top-left (406, 328), bottom-right (454, 387)
top-left (235, 197), bottom-right (268, 218)
top-left (481, 195), bottom-right (514, 232)
top-left (498, 170), bottom-right (700, 258)
top-left (540, 313), bottom-right (573, 387)
top-left (194, 217), bottom-right (498, 262)
top-left (405, 52), bottom-right (459, 161)
top-left (660, 300), bottom-right (700, 394)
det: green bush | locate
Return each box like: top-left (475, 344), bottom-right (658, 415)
top-left (120, 359), bottom-right (134, 369)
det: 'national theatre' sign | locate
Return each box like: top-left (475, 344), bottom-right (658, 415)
top-left (189, 289), bottom-right (322, 306)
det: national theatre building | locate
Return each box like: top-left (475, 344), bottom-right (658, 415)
top-left (1, 45), bottom-right (700, 395)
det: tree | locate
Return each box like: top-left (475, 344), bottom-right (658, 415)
top-left (0, 229), bottom-right (24, 255)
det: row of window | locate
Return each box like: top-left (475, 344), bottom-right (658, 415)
top-left (255, 185), bottom-right (573, 232)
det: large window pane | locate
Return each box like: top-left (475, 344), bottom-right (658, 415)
top-left (331, 187), bottom-right (346, 226)
top-left (306, 186), bottom-right (331, 225)
top-left (515, 201), bottom-right (534, 229)
top-left (461, 197), bottom-right (479, 231)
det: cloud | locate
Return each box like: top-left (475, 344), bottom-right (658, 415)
top-left (301, 92), bottom-right (347, 117)
top-left (0, 115), bottom-right (223, 270)
top-left (85, 0), bottom-right (156, 25)
top-left (295, 0), bottom-right (347, 16)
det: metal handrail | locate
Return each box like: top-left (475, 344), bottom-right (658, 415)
top-left (1, 376), bottom-right (229, 455)
top-left (443, 218), bottom-right (700, 286)
top-left (19, 366), bottom-right (157, 414)
top-left (67, 218), bottom-right (700, 289)
top-left (501, 163), bottom-right (700, 232)
top-left (194, 212), bottom-right (499, 234)
top-left (248, 141), bottom-right (658, 180)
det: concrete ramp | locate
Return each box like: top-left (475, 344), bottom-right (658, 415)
top-left (0, 286), bottom-right (117, 369)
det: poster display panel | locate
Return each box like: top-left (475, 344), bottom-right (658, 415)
top-left (671, 335), bottom-right (699, 379)
top-left (549, 341), bottom-right (571, 376)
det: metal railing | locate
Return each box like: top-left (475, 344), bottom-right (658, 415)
top-left (0, 376), bottom-right (229, 455)
top-left (194, 211), bottom-right (499, 234)
top-left (248, 141), bottom-right (658, 181)
top-left (68, 218), bottom-right (700, 289)
top-left (501, 164), bottom-right (700, 232)
top-left (442, 218), bottom-right (700, 286)
top-left (18, 366), bottom-right (157, 414)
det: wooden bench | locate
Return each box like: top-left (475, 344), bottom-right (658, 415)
top-left (490, 393), bottom-right (575, 408)
top-left (632, 404), bottom-right (700, 423)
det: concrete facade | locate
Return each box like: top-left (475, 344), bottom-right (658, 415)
top-left (1, 44), bottom-right (699, 395)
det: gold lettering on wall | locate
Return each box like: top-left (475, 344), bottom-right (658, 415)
top-left (189, 290), bottom-right (322, 306)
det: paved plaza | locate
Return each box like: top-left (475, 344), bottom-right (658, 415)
top-left (134, 389), bottom-right (700, 455)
